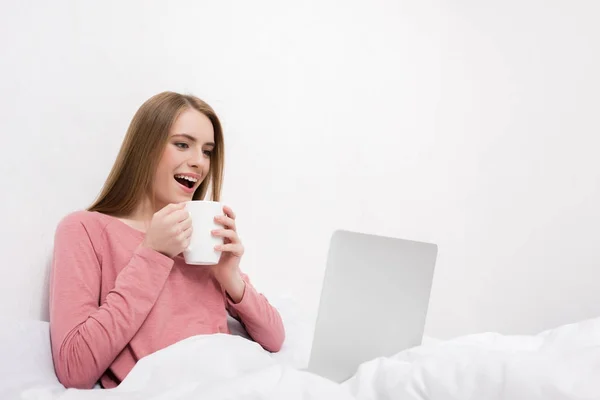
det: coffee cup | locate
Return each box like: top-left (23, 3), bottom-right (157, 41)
top-left (183, 200), bottom-right (224, 265)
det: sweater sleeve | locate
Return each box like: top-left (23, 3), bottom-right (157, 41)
top-left (226, 273), bottom-right (285, 352)
top-left (49, 214), bottom-right (174, 389)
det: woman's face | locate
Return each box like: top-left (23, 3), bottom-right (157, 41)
top-left (152, 108), bottom-right (215, 210)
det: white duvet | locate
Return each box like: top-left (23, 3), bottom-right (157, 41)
top-left (12, 315), bottom-right (600, 400)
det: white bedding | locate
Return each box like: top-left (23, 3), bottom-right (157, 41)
top-left (345, 316), bottom-right (600, 399)
top-left (3, 314), bottom-right (600, 400)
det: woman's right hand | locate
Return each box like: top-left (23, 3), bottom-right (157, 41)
top-left (142, 203), bottom-right (192, 258)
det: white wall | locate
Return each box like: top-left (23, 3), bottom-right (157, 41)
top-left (1, 0), bottom-right (599, 340)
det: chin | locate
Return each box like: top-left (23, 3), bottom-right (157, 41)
top-left (175, 194), bottom-right (194, 203)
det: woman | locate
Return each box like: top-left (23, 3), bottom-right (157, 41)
top-left (49, 91), bottom-right (285, 389)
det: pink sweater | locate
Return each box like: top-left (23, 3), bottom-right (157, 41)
top-left (49, 211), bottom-right (285, 389)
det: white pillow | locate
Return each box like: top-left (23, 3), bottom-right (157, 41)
top-left (0, 318), bottom-right (65, 399)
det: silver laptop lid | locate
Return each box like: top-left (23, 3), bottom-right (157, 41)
top-left (307, 230), bottom-right (438, 382)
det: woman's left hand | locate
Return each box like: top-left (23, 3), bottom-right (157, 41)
top-left (211, 206), bottom-right (246, 300)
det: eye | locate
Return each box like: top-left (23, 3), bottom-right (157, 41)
top-left (203, 149), bottom-right (213, 157)
top-left (175, 142), bottom-right (189, 149)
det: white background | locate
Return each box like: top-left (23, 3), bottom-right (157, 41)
top-left (1, 0), bottom-right (599, 340)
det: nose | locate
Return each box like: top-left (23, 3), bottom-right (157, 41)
top-left (188, 148), bottom-right (209, 171)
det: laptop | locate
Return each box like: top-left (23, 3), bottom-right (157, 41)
top-left (306, 229), bottom-right (438, 382)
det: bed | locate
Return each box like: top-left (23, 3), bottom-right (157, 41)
top-left (2, 297), bottom-right (599, 400)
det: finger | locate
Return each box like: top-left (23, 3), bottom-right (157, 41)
top-left (183, 225), bottom-right (193, 239)
top-left (211, 229), bottom-right (239, 243)
top-left (215, 243), bottom-right (244, 256)
top-left (223, 205), bottom-right (236, 220)
top-left (214, 214), bottom-right (236, 230)
top-left (171, 217), bottom-right (190, 236)
top-left (160, 202), bottom-right (186, 216)
top-left (179, 231), bottom-right (192, 250)
top-left (180, 216), bottom-right (193, 231)
top-left (168, 209), bottom-right (190, 224)
top-left (177, 229), bottom-right (188, 243)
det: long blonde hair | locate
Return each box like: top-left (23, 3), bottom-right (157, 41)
top-left (88, 91), bottom-right (224, 216)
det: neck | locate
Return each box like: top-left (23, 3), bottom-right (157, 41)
top-left (122, 197), bottom-right (163, 232)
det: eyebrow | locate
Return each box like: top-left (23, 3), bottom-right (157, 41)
top-left (172, 134), bottom-right (215, 147)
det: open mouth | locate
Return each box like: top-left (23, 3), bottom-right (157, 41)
top-left (174, 174), bottom-right (198, 190)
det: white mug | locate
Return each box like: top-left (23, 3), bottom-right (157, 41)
top-left (183, 200), bottom-right (224, 265)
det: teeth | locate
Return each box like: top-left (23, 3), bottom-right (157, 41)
top-left (175, 174), bottom-right (198, 183)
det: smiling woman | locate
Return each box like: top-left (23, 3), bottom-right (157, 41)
top-left (48, 92), bottom-right (285, 390)
top-left (88, 93), bottom-right (224, 217)
top-left (153, 109), bottom-right (217, 204)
